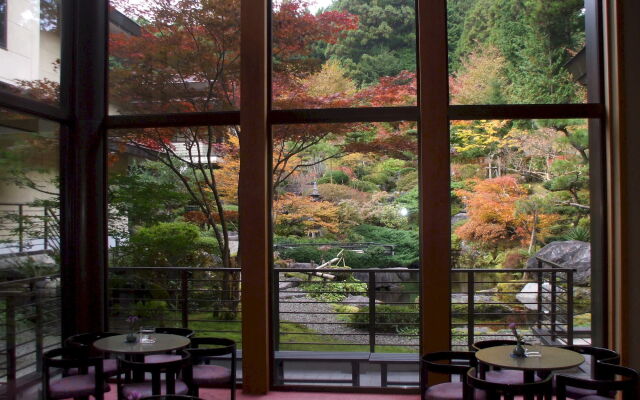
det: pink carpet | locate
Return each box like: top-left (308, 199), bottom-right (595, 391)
top-left (103, 385), bottom-right (418, 400)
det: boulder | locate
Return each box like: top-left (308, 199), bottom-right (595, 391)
top-left (516, 282), bottom-right (553, 311)
top-left (451, 212), bottom-right (468, 226)
top-left (526, 241), bottom-right (591, 285)
top-left (342, 295), bottom-right (382, 305)
top-left (353, 267), bottom-right (416, 289)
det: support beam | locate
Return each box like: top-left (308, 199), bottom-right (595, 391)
top-left (60, 0), bottom-right (108, 338)
top-left (417, 0), bottom-right (451, 356)
top-left (239, 0), bottom-right (271, 393)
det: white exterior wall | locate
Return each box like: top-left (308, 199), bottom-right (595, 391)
top-left (0, 0), bottom-right (60, 86)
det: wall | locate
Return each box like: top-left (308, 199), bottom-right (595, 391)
top-left (0, 0), bottom-right (42, 85)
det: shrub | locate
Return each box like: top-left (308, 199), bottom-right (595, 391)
top-left (349, 180), bottom-right (378, 192)
top-left (349, 304), bottom-right (419, 333)
top-left (561, 226), bottom-right (590, 242)
top-left (318, 170), bottom-right (350, 185)
top-left (134, 300), bottom-right (168, 321)
top-left (279, 246), bottom-right (325, 264)
top-left (502, 250), bottom-right (528, 269)
top-left (318, 183), bottom-right (370, 203)
top-left (301, 277), bottom-right (367, 303)
top-left (362, 172), bottom-right (394, 191)
top-left (120, 222), bottom-right (209, 267)
top-left (396, 170), bottom-right (418, 192)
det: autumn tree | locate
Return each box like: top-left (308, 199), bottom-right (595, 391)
top-left (108, 0), bottom-right (358, 269)
top-left (273, 194), bottom-right (340, 237)
top-left (454, 176), bottom-right (528, 252)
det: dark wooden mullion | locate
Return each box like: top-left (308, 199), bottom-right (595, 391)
top-left (0, 90), bottom-right (68, 122)
top-left (585, 0), bottom-right (607, 348)
top-left (103, 103), bottom-right (602, 130)
top-left (107, 111), bottom-right (240, 129)
top-left (449, 103), bottom-right (604, 121)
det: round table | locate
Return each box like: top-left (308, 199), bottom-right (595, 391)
top-left (475, 345), bottom-right (584, 399)
top-left (475, 345), bottom-right (585, 376)
top-left (93, 333), bottom-right (191, 355)
top-left (94, 333), bottom-right (191, 382)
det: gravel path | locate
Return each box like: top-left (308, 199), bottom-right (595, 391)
top-left (278, 286), bottom-right (418, 348)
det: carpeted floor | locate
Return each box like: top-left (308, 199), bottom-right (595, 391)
top-left (103, 386), bottom-right (418, 400)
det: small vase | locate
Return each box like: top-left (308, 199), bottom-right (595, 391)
top-left (125, 332), bottom-right (137, 343)
top-left (512, 342), bottom-right (526, 358)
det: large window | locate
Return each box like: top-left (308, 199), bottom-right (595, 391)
top-left (0, 0), bottom-right (609, 396)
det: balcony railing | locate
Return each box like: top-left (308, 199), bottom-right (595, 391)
top-left (0, 258), bottom-right (588, 394)
top-left (0, 203), bottom-right (60, 255)
top-left (0, 274), bottom-right (61, 398)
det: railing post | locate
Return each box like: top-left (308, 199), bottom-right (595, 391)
top-left (35, 291), bottom-right (44, 373)
top-left (43, 206), bottom-right (49, 251)
top-left (368, 271), bottom-right (376, 353)
top-left (467, 271), bottom-right (475, 349)
top-left (6, 295), bottom-right (17, 400)
top-left (550, 270), bottom-right (557, 343)
top-left (274, 269), bottom-right (280, 351)
top-left (181, 270), bottom-right (189, 328)
top-left (536, 259), bottom-right (543, 330)
top-left (567, 271), bottom-right (574, 345)
top-left (18, 204), bottom-right (24, 253)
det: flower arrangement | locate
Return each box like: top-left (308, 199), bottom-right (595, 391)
top-left (126, 315), bottom-right (139, 343)
top-left (126, 391), bottom-right (141, 400)
top-left (509, 322), bottom-right (526, 357)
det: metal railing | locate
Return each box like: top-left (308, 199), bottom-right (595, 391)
top-left (0, 203), bottom-right (60, 255)
top-left (107, 267), bottom-right (242, 343)
top-left (0, 260), bottom-right (586, 394)
top-left (451, 260), bottom-right (582, 349)
top-left (0, 274), bottom-right (61, 398)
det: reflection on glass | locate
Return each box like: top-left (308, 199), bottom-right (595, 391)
top-left (0, 0), bottom-right (62, 103)
top-left (271, 0), bottom-right (417, 109)
top-left (107, 126), bottom-right (241, 344)
top-left (449, 119), bottom-right (592, 349)
top-left (447, 0), bottom-right (587, 104)
top-left (0, 108), bottom-right (61, 396)
top-left (109, 0), bottom-right (240, 115)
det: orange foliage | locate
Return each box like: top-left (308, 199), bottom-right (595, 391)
top-left (273, 194), bottom-right (340, 236)
top-left (454, 176), bottom-right (528, 247)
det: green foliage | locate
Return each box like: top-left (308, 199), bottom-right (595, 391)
top-left (109, 161), bottom-right (191, 233)
top-left (117, 222), bottom-right (210, 267)
top-left (562, 226), bottom-right (590, 242)
top-left (396, 170), bottom-right (417, 192)
top-left (301, 277), bottom-right (367, 302)
top-left (133, 300), bottom-right (169, 321)
top-left (349, 180), bottom-right (378, 192)
top-left (351, 224), bottom-right (419, 266)
top-left (318, 170), bottom-right (350, 185)
top-left (349, 304), bottom-right (418, 333)
top-left (325, 0), bottom-right (416, 86)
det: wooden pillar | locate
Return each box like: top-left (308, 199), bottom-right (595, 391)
top-left (60, 0), bottom-right (108, 338)
top-left (239, 0), bottom-right (271, 392)
top-left (417, 0), bottom-right (451, 355)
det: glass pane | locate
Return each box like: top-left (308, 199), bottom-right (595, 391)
top-left (108, 126), bottom-right (242, 348)
top-left (272, 122), bottom-right (419, 386)
top-left (0, 0), bottom-right (62, 104)
top-left (0, 108), bottom-right (61, 394)
top-left (448, 0), bottom-right (588, 104)
top-left (271, 0), bottom-right (417, 109)
top-left (449, 118), bottom-right (593, 349)
top-left (108, 0), bottom-right (240, 115)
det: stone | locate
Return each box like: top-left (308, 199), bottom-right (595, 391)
top-left (342, 295), bottom-right (381, 305)
top-left (451, 212), bottom-right (468, 226)
top-left (353, 267), bottom-right (416, 289)
top-left (526, 240), bottom-right (591, 286)
top-left (516, 282), bottom-right (569, 312)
